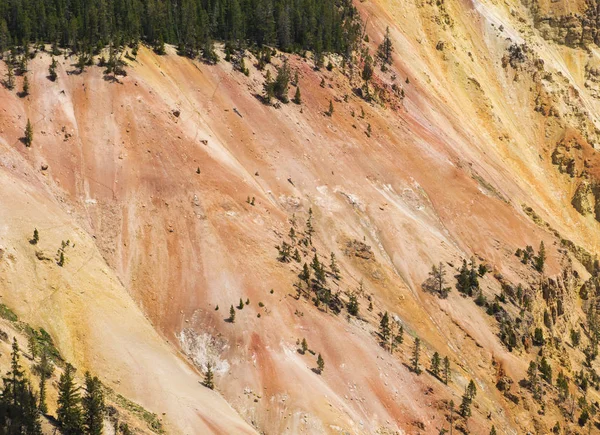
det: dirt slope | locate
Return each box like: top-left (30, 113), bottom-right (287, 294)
top-left (4, 0), bottom-right (600, 433)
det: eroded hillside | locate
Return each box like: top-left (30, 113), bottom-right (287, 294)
top-left (4, 0), bottom-right (600, 433)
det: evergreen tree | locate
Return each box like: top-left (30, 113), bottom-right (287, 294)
top-left (429, 262), bottom-right (450, 298)
top-left (411, 337), bottom-right (421, 374)
top-left (33, 350), bottom-right (54, 415)
top-left (293, 86), bottom-right (302, 104)
top-left (443, 356), bottom-right (450, 384)
top-left (536, 241), bottom-right (546, 272)
top-left (490, 425), bottom-right (497, 435)
top-left (57, 363), bottom-right (83, 435)
top-left (379, 312), bottom-right (390, 346)
top-left (539, 357), bottom-right (552, 385)
top-left (5, 61), bottom-right (14, 90)
top-left (317, 354), bottom-right (325, 374)
top-left (329, 253), bottom-right (340, 279)
top-left (527, 361), bottom-right (541, 400)
top-left (301, 338), bottom-right (308, 354)
top-left (361, 54), bottom-right (373, 99)
top-left (82, 372), bottom-right (105, 435)
top-left (203, 363), bottom-right (214, 389)
top-left (24, 119), bottom-right (33, 147)
top-left (459, 380), bottom-right (476, 418)
top-left (300, 262), bottom-right (311, 283)
top-left (557, 370), bottom-right (569, 401)
top-left (347, 294), bottom-right (359, 316)
top-left (229, 305), bottom-right (236, 323)
top-left (377, 26), bottom-right (394, 66)
top-left (327, 100), bottom-right (334, 117)
top-left (273, 61), bottom-right (291, 103)
top-left (48, 58), bottom-right (58, 82)
top-left (263, 70), bottom-right (275, 103)
top-left (31, 228), bottom-right (39, 245)
top-left (430, 352), bottom-right (441, 378)
top-left (0, 338), bottom-right (41, 433)
top-left (21, 75), bottom-right (29, 97)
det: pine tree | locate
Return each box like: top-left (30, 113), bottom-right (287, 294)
top-left (539, 357), bottom-right (552, 384)
top-left (379, 312), bottom-right (390, 346)
top-left (57, 363), bottom-right (83, 435)
top-left (31, 228), bottom-right (39, 245)
top-left (28, 335), bottom-right (38, 360)
top-left (536, 241), bottom-right (546, 272)
top-left (34, 350), bottom-right (54, 415)
top-left (347, 294), bottom-right (359, 316)
top-left (527, 360), bottom-right (541, 400)
top-left (203, 363), bottom-right (214, 389)
top-left (83, 372), bottom-right (105, 435)
top-left (49, 58), bottom-right (58, 82)
top-left (459, 380), bottom-right (476, 418)
top-left (238, 298), bottom-right (244, 309)
top-left (317, 354), bottom-right (325, 374)
top-left (330, 253), bottom-right (340, 279)
top-left (263, 70), bottom-right (275, 103)
top-left (301, 338), bottom-right (308, 354)
top-left (229, 305), bottom-right (236, 323)
top-left (305, 209), bottom-right (315, 245)
top-left (429, 262), bottom-right (450, 298)
top-left (443, 356), bottom-right (451, 384)
top-left (362, 54), bottom-right (373, 99)
top-left (273, 61), bottom-right (291, 103)
top-left (557, 370), bottom-right (569, 401)
top-left (293, 86), bottom-right (302, 104)
top-left (377, 27), bottom-right (394, 66)
top-left (411, 337), bottom-right (422, 374)
top-left (5, 62), bottom-right (14, 90)
top-left (24, 119), bottom-right (33, 147)
top-left (327, 100), bottom-right (334, 117)
top-left (21, 75), bottom-right (29, 97)
top-left (430, 352), bottom-right (441, 378)
top-left (300, 262), bottom-right (311, 283)
top-left (490, 425), bottom-right (497, 435)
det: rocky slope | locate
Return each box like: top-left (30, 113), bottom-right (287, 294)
top-left (3, 0), bottom-right (600, 433)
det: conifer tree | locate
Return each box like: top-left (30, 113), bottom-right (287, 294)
top-left (83, 372), bottom-right (105, 435)
top-left (263, 70), bottom-right (275, 103)
top-left (347, 294), bottom-right (359, 316)
top-left (362, 54), bottom-right (373, 99)
top-left (57, 363), bottom-right (83, 435)
top-left (330, 253), bottom-right (340, 279)
top-left (203, 363), bottom-right (214, 389)
top-left (379, 312), bottom-right (390, 346)
top-left (490, 425), bottom-right (497, 435)
top-left (411, 337), bottom-right (422, 374)
top-left (293, 86), bottom-right (302, 104)
top-left (34, 350), bottom-right (54, 415)
top-left (459, 380), bottom-right (477, 418)
top-left (327, 100), bottom-right (334, 117)
top-left (273, 61), bottom-right (291, 103)
top-left (24, 119), bottom-right (33, 147)
top-left (49, 57), bottom-right (58, 81)
top-left (5, 62), bottom-right (14, 90)
top-left (301, 338), bottom-right (308, 354)
top-left (300, 262), bottom-right (311, 283)
top-left (21, 75), bottom-right (29, 97)
top-left (429, 262), bottom-right (450, 298)
top-left (317, 354), bottom-right (325, 374)
top-left (31, 228), bottom-right (39, 245)
top-left (443, 356), bottom-right (451, 384)
top-left (536, 241), bottom-right (546, 272)
top-left (229, 305), bottom-right (236, 323)
top-left (430, 352), bottom-right (441, 378)
top-left (377, 27), bottom-right (394, 66)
